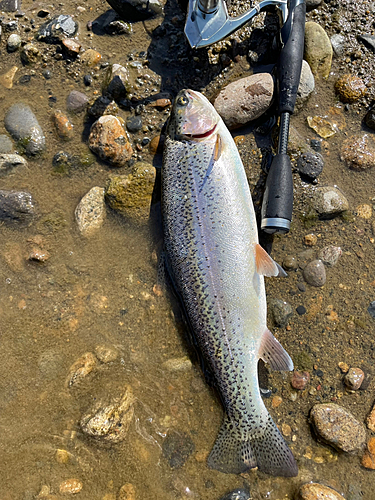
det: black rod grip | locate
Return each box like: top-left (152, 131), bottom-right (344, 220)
top-left (278, 1), bottom-right (306, 115)
top-left (261, 153), bottom-right (293, 233)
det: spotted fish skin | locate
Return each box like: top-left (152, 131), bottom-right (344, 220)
top-left (162, 90), bottom-right (297, 477)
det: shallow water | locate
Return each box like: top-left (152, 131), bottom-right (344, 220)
top-left (1, 0), bottom-right (375, 499)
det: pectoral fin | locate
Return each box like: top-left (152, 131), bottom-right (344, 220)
top-left (255, 244), bottom-right (287, 277)
top-left (214, 133), bottom-right (222, 161)
top-left (259, 328), bottom-right (294, 371)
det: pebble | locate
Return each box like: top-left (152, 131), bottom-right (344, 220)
top-left (5, 103), bottom-right (45, 155)
top-left (318, 246), bottom-right (342, 267)
top-left (75, 187), bottom-right (106, 236)
top-left (268, 298), bottom-right (293, 328)
top-left (303, 234), bottom-right (317, 246)
top-left (51, 110), bottom-right (74, 141)
top-left (94, 345), bottom-right (118, 363)
top-left (20, 44), bottom-right (40, 65)
top-left (296, 151), bottom-right (324, 180)
top-left (28, 247), bottom-right (50, 262)
top-left (37, 15), bottom-right (78, 43)
top-left (367, 403), bottom-right (375, 431)
top-left (56, 449), bottom-right (70, 464)
top-left (118, 483), bottom-right (136, 500)
top-left (338, 362), bottom-right (350, 373)
top-left (341, 134), bottom-right (375, 171)
top-left (356, 204), bottom-right (372, 219)
top-left (104, 162), bottom-right (156, 222)
top-left (0, 0), bottom-right (20, 12)
top-left (358, 34), bottom-right (375, 54)
top-left (106, 0), bottom-right (163, 22)
top-left (282, 255), bottom-right (298, 271)
top-left (83, 74), bottom-right (92, 86)
top-left (89, 115), bottom-right (133, 167)
top-left (7, 33), bottom-right (21, 52)
top-left (0, 153), bottom-right (27, 176)
top-left (335, 74), bottom-right (367, 104)
top-left (310, 403), bottom-right (366, 453)
top-left (365, 107), bottom-right (375, 131)
top-left (0, 135), bottom-right (14, 153)
top-left (361, 437), bottom-right (375, 470)
top-left (162, 430), bottom-right (195, 469)
top-left (368, 301), bottom-right (375, 319)
top-left (0, 189), bottom-right (36, 222)
top-left (331, 34), bottom-right (346, 58)
top-left (295, 60), bottom-right (315, 109)
top-left (296, 305), bottom-right (306, 315)
top-left (59, 479), bottom-right (83, 495)
top-left (303, 260), bottom-right (326, 287)
top-left (66, 90), bottom-right (89, 114)
top-left (103, 63), bottom-right (130, 100)
top-left (80, 49), bottom-right (102, 67)
top-left (162, 356), bottom-right (192, 372)
top-left (66, 352), bottom-right (98, 388)
top-left (219, 489), bottom-right (251, 500)
top-left (80, 385), bottom-right (135, 442)
top-left (271, 395), bottom-right (283, 408)
top-left (344, 367), bottom-right (365, 390)
top-left (304, 22), bottom-right (333, 78)
top-left (297, 483), bottom-right (346, 500)
top-left (214, 73), bottom-right (274, 129)
top-left (38, 349), bottom-right (65, 381)
top-left (307, 115), bottom-right (336, 139)
top-left (311, 185), bottom-right (349, 218)
top-left (126, 115), bottom-right (143, 133)
top-left (62, 38), bottom-right (81, 56)
top-left (291, 371), bottom-right (310, 390)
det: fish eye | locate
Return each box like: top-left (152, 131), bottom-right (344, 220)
top-left (177, 95), bottom-right (189, 107)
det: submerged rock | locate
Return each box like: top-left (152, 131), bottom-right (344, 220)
top-left (296, 151), bottom-right (323, 180)
top-left (219, 489), bottom-right (251, 500)
top-left (304, 22), bottom-right (332, 78)
top-left (214, 73), bottom-right (274, 129)
top-left (89, 115), bottom-right (133, 166)
top-left (66, 90), bottom-right (89, 114)
top-left (66, 352), bottom-right (98, 388)
top-left (0, 66), bottom-right (18, 89)
top-left (268, 298), bottom-right (293, 327)
top-left (297, 483), bottom-right (346, 500)
top-left (105, 162), bottom-right (156, 222)
top-left (80, 385), bottom-right (135, 442)
top-left (311, 185), bottom-right (349, 218)
top-left (341, 134), bottom-right (375, 171)
top-left (162, 430), bottom-right (195, 469)
top-left (75, 186), bottom-right (106, 236)
top-left (5, 103), bottom-right (45, 156)
top-left (37, 15), bottom-right (78, 43)
top-left (102, 64), bottom-right (131, 100)
top-left (51, 110), bottom-right (74, 140)
top-left (0, 154), bottom-right (27, 176)
top-left (0, 135), bottom-right (13, 153)
top-left (318, 246), bottom-right (342, 267)
top-left (335, 74), bottom-right (367, 103)
top-left (310, 403), bottom-right (366, 453)
top-left (0, 190), bottom-right (37, 222)
top-left (362, 437), bottom-right (375, 470)
top-left (344, 367), bottom-right (365, 390)
top-left (303, 259), bottom-right (326, 287)
top-left (106, 0), bottom-right (163, 21)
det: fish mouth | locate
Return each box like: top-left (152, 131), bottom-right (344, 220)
top-left (183, 123), bottom-right (218, 140)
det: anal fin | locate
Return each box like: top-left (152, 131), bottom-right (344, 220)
top-left (259, 328), bottom-right (294, 371)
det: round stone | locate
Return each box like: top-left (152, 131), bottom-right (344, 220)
top-left (344, 367), bottom-right (365, 390)
top-left (318, 246), bottom-right (342, 267)
top-left (296, 151), bottom-right (324, 180)
top-left (291, 371), bottom-right (310, 390)
top-left (126, 115), bottom-right (142, 133)
top-left (303, 260), bottom-right (326, 287)
top-left (7, 33), bottom-right (21, 52)
top-left (282, 255), bottom-right (298, 271)
top-left (83, 74), bottom-right (92, 86)
top-left (335, 74), bottom-right (367, 103)
top-left (269, 298), bottom-right (293, 328)
top-left (297, 483), bottom-right (346, 500)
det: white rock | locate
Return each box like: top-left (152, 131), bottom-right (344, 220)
top-left (75, 186), bottom-right (106, 236)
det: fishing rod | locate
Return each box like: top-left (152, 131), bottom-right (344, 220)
top-left (184, 0), bottom-right (306, 235)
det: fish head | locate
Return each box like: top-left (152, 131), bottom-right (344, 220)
top-left (168, 89), bottom-right (219, 141)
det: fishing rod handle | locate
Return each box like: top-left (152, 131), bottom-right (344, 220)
top-left (278, 0), bottom-right (306, 115)
top-left (261, 153), bottom-right (293, 234)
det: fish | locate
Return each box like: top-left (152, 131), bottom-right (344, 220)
top-left (161, 89), bottom-right (297, 477)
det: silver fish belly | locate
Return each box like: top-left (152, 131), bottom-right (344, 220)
top-left (162, 90), bottom-right (297, 477)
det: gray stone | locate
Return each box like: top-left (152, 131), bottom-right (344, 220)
top-left (4, 103), bottom-right (45, 155)
top-left (0, 153), bottom-right (27, 176)
top-left (368, 301), bottom-right (375, 319)
top-left (344, 367), bottom-right (365, 390)
top-left (331, 34), bottom-right (346, 58)
top-left (0, 0), bottom-right (20, 12)
top-left (0, 135), bottom-right (13, 153)
top-left (304, 22), bottom-right (333, 78)
top-left (295, 60), bottom-right (315, 109)
top-left (37, 15), bottom-right (78, 43)
top-left (0, 189), bottom-right (36, 222)
top-left (311, 185), bottom-right (349, 217)
top-left (358, 35), bottom-right (375, 54)
top-left (296, 151), bottom-right (323, 180)
top-left (310, 403), bottom-right (366, 453)
top-left (269, 298), bottom-right (293, 328)
top-left (219, 489), bottom-right (251, 500)
top-left (7, 33), bottom-right (21, 52)
top-left (66, 90), bottom-right (89, 114)
top-left (303, 259), bottom-right (326, 287)
top-left (106, 0), bottom-right (163, 21)
top-left (126, 115), bottom-right (142, 133)
top-left (75, 186), bottom-right (106, 236)
top-left (162, 430), bottom-right (195, 469)
top-left (318, 246), bottom-right (342, 267)
top-left (88, 96), bottom-right (118, 118)
top-left (214, 73), bottom-right (274, 130)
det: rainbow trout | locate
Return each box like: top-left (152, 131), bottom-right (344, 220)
top-left (161, 89), bottom-right (297, 477)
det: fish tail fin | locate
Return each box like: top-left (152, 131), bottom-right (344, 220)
top-left (208, 413), bottom-right (298, 477)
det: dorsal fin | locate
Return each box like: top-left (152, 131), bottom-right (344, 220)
top-left (255, 244), bottom-right (287, 277)
top-left (259, 328), bottom-right (293, 371)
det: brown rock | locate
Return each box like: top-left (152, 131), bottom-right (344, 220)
top-left (271, 395), bottom-right (282, 408)
top-left (81, 49), bottom-right (102, 66)
top-left (304, 234), bottom-right (317, 246)
top-left (297, 483), bottom-right (346, 500)
top-left (291, 371), bottom-right (310, 390)
top-left (366, 404), bottom-right (375, 431)
top-left (118, 483), bottom-right (136, 500)
top-left (341, 134), bottom-right (375, 171)
top-left (51, 110), bottom-right (74, 141)
top-left (344, 367), bottom-right (365, 390)
top-left (59, 479), bottom-right (83, 494)
top-left (362, 437), bottom-right (375, 469)
top-left (149, 135), bottom-right (164, 155)
top-left (0, 66), bottom-right (18, 89)
top-left (149, 98), bottom-right (171, 109)
top-left (89, 115), bottom-right (133, 167)
top-left (310, 403), bottom-right (366, 453)
top-left (62, 38), bottom-right (81, 56)
top-left (214, 73), bottom-right (274, 129)
top-left (66, 352), bottom-right (98, 388)
top-left (28, 247), bottom-right (50, 262)
top-left (335, 74), bottom-right (367, 103)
